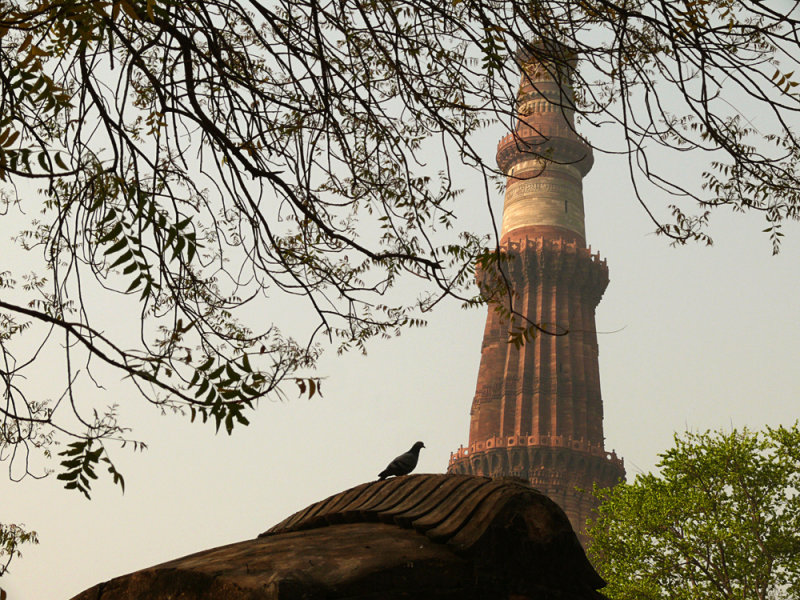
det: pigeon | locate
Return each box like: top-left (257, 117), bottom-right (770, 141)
top-left (378, 441), bottom-right (425, 480)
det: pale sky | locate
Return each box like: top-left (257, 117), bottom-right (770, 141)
top-left (3, 73), bottom-right (800, 600)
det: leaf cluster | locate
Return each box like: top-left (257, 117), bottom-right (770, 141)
top-left (589, 425), bottom-right (800, 600)
top-left (57, 439), bottom-right (125, 499)
top-left (0, 522), bottom-right (38, 577)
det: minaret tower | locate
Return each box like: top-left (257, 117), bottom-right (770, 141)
top-left (448, 46), bottom-right (624, 539)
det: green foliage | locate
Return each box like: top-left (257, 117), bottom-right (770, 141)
top-left (589, 425), bottom-right (800, 600)
top-left (0, 523), bottom-right (38, 577)
top-left (186, 354), bottom-right (265, 434)
top-left (57, 439), bottom-right (125, 499)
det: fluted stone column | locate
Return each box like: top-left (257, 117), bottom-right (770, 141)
top-left (449, 48), bottom-right (624, 542)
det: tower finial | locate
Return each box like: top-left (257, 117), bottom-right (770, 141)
top-left (496, 46), bottom-right (593, 246)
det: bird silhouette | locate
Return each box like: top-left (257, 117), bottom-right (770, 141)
top-left (378, 441), bottom-right (425, 480)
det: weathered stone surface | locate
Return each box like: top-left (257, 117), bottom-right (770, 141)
top-left (71, 474), bottom-right (607, 600)
top-left (73, 523), bottom-right (471, 600)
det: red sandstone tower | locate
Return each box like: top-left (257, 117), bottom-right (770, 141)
top-left (448, 47), bottom-right (624, 538)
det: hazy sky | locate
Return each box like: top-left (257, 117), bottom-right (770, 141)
top-left (3, 61), bottom-right (800, 600)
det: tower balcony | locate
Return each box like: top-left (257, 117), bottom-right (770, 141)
top-left (449, 435), bottom-right (622, 462)
top-left (496, 128), bottom-right (594, 176)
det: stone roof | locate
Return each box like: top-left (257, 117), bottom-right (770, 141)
top-left (72, 474), bottom-right (607, 599)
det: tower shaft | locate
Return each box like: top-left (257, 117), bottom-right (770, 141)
top-left (449, 48), bottom-right (624, 539)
